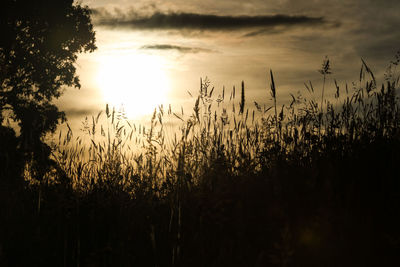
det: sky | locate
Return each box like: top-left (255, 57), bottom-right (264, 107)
top-left (58, 0), bottom-right (400, 128)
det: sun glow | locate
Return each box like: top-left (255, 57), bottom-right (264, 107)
top-left (96, 52), bottom-right (170, 118)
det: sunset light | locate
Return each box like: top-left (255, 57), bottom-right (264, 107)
top-left (2, 0), bottom-right (400, 265)
top-left (96, 52), bottom-right (170, 118)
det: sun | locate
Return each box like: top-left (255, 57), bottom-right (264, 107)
top-left (96, 52), bottom-right (170, 118)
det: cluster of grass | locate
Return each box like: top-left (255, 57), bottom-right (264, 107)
top-left (1, 57), bottom-right (400, 266)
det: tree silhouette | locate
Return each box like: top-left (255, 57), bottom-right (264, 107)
top-left (0, 0), bottom-right (96, 182)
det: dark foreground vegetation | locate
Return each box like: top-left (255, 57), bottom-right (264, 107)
top-left (1, 56), bottom-right (400, 266)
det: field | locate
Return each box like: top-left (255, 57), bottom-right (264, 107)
top-left (1, 58), bottom-right (400, 266)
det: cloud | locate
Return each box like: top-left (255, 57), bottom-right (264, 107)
top-left (64, 108), bottom-right (99, 118)
top-left (140, 44), bottom-right (214, 53)
top-left (243, 27), bottom-right (287, 37)
top-left (243, 20), bottom-right (340, 37)
top-left (92, 8), bottom-right (326, 32)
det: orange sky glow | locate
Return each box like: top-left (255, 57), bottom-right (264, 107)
top-left (56, 0), bottom-right (400, 130)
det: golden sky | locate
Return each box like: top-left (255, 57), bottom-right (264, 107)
top-left (57, 0), bottom-right (400, 128)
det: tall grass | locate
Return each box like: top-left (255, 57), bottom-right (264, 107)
top-left (53, 58), bottom-right (398, 188)
top-left (1, 57), bottom-right (400, 266)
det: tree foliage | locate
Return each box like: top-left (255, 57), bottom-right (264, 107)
top-left (0, 0), bottom-right (96, 181)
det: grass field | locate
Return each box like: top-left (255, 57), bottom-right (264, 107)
top-left (1, 57), bottom-right (400, 266)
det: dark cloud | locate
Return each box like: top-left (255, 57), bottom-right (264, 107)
top-left (65, 108), bottom-right (98, 118)
top-left (92, 8), bottom-right (326, 32)
top-left (243, 19), bottom-right (340, 37)
top-left (140, 44), bottom-right (214, 53)
top-left (243, 27), bottom-right (289, 37)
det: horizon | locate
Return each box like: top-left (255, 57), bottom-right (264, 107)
top-left (55, 0), bottom-right (400, 131)
top-left (2, 1), bottom-right (400, 265)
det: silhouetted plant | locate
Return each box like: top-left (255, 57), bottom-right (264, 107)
top-left (2, 54), bottom-right (400, 266)
top-left (0, 0), bottom-right (96, 183)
